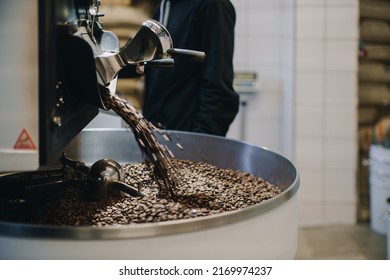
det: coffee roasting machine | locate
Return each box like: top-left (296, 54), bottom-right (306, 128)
top-left (0, 0), bottom-right (299, 259)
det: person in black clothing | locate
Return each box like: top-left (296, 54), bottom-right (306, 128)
top-left (143, 0), bottom-right (239, 137)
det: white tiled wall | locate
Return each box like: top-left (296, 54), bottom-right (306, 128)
top-left (229, 0), bottom-right (359, 226)
top-left (295, 0), bottom-right (358, 226)
top-left (228, 0), bottom-right (286, 153)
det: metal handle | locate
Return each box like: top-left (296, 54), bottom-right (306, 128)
top-left (59, 153), bottom-right (90, 174)
top-left (167, 48), bottom-right (206, 62)
top-left (112, 181), bottom-right (144, 198)
top-left (142, 58), bottom-right (174, 67)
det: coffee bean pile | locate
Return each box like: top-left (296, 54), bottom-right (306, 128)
top-left (5, 159), bottom-right (282, 226)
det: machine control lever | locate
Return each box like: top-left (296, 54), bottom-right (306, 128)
top-left (141, 58), bottom-right (174, 67)
top-left (0, 154), bottom-right (144, 203)
top-left (60, 153), bottom-right (144, 201)
top-left (167, 48), bottom-right (206, 62)
top-left (59, 153), bottom-right (90, 174)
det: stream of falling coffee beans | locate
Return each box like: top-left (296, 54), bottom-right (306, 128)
top-left (102, 92), bottom-right (180, 199)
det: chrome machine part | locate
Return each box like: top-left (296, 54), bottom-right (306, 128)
top-left (58, 153), bottom-right (144, 200)
top-left (85, 158), bottom-right (144, 201)
top-left (95, 19), bottom-right (207, 84)
top-left (60, 153), bottom-right (144, 201)
top-left (95, 19), bottom-right (174, 85)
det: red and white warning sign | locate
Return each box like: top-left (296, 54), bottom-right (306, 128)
top-left (13, 128), bottom-right (37, 150)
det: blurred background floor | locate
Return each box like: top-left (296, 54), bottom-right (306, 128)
top-left (295, 223), bottom-right (387, 260)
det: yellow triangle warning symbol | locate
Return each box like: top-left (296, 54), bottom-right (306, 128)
top-left (13, 128), bottom-right (37, 150)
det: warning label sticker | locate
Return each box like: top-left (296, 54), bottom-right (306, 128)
top-left (13, 128), bottom-right (37, 150)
